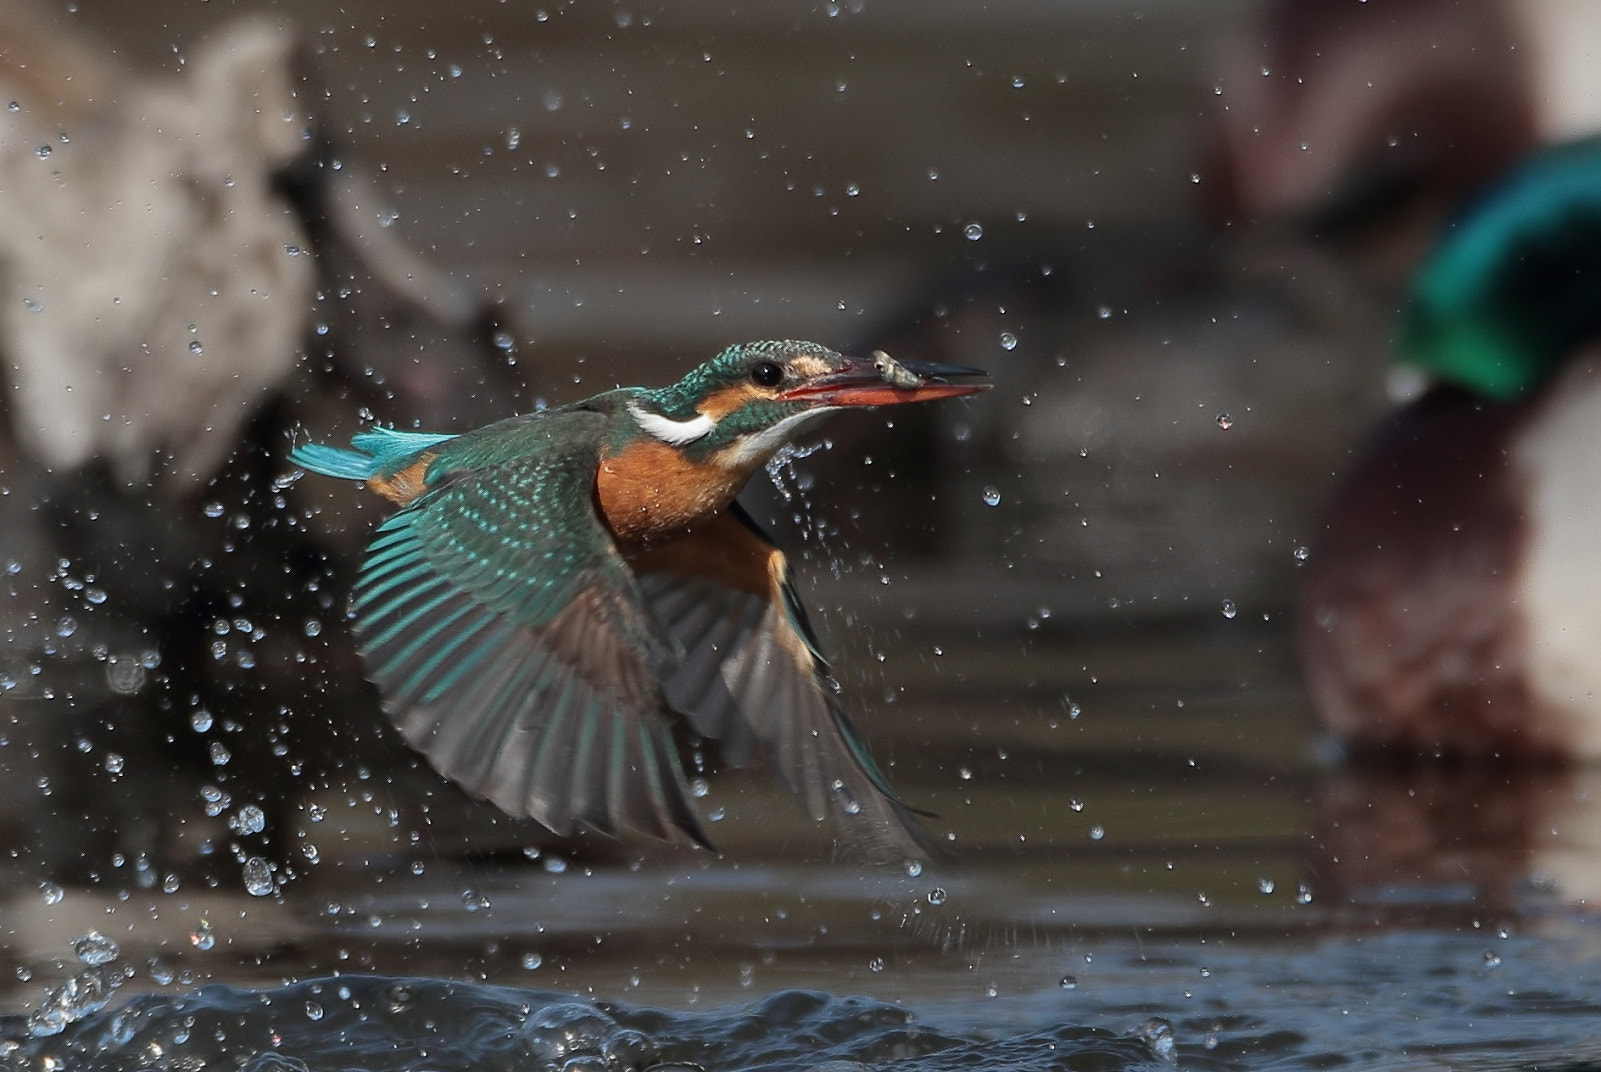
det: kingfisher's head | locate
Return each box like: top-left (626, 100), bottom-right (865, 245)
top-left (628, 340), bottom-right (989, 468)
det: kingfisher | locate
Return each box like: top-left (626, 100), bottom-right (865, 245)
top-left (291, 340), bottom-right (987, 861)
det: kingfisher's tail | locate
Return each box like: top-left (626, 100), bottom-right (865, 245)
top-left (290, 427), bottom-right (458, 481)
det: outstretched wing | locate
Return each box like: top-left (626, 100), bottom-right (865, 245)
top-left (632, 505), bottom-right (939, 863)
top-left (351, 412), bottom-right (710, 847)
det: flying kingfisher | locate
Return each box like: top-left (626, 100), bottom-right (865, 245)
top-left (291, 340), bottom-right (988, 861)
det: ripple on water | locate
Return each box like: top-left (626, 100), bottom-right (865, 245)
top-left (2, 974), bottom-right (1172, 1072)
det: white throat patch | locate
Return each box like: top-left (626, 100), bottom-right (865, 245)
top-left (628, 399), bottom-right (716, 445)
top-left (717, 406), bottom-right (833, 468)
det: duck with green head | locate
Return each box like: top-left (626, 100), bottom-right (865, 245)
top-left (292, 341), bottom-right (987, 861)
top-left (1298, 136), bottom-right (1601, 759)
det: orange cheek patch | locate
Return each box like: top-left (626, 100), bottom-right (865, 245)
top-left (698, 383), bottom-right (763, 420)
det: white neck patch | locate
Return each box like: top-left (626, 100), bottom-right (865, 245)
top-left (628, 399), bottom-right (716, 445)
top-left (717, 406), bottom-right (833, 468)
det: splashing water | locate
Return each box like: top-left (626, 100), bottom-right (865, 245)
top-left (3, 976), bottom-right (1172, 1071)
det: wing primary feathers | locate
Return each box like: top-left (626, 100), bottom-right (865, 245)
top-left (638, 505), bottom-right (939, 863)
top-left (334, 420), bottom-right (716, 848)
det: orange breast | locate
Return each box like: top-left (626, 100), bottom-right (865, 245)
top-left (595, 438), bottom-right (744, 546)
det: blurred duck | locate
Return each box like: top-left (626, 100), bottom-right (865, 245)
top-left (1213, 0), bottom-right (1601, 229)
top-left (1298, 136), bottom-right (1601, 759)
top-left (0, 9), bottom-right (315, 488)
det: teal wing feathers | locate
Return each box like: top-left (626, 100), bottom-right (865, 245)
top-left (292, 428), bottom-right (459, 481)
top-left (641, 506), bottom-right (939, 863)
top-left (351, 412), bottom-right (710, 846)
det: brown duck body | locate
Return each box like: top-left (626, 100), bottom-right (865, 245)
top-left (1299, 359), bottom-right (1601, 759)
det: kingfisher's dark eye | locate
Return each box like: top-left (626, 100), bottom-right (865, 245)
top-left (750, 361), bottom-right (784, 387)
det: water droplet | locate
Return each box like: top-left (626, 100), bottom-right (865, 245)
top-left (103, 753), bottom-right (124, 776)
top-left (190, 709), bottom-right (213, 733)
top-left (522, 951), bottom-right (544, 970)
top-left (982, 486), bottom-right (1002, 507)
top-left (1257, 876), bottom-right (1276, 895)
top-left (1220, 599), bottom-right (1237, 620)
top-left (1293, 545), bottom-right (1310, 563)
top-left (40, 882), bottom-right (64, 905)
top-left (55, 616), bottom-right (77, 638)
top-left (189, 919), bottom-right (215, 950)
top-left (188, 340), bottom-right (203, 356)
top-left (1134, 1017), bottom-right (1175, 1061)
top-left (71, 931), bottom-right (120, 966)
top-left (1095, 305), bottom-right (1111, 319)
top-left (203, 502), bottom-right (225, 518)
top-left (927, 887), bottom-right (947, 906)
top-left (963, 221), bottom-right (983, 241)
top-left (103, 655), bottom-right (145, 695)
top-left (229, 804), bottom-right (267, 836)
top-left (999, 331), bottom-right (1018, 350)
top-left (22, 297), bottom-right (43, 314)
top-left (27, 968), bottom-right (114, 1036)
top-left (34, 144), bottom-right (50, 159)
top-left (242, 856), bottom-right (274, 896)
top-left (1215, 413), bottom-right (1233, 431)
top-left (304, 1001), bottom-right (324, 1021)
top-left (1295, 882), bottom-right (1314, 905)
top-left (1089, 824), bottom-right (1105, 841)
top-left (1483, 951), bottom-right (1502, 968)
top-left (200, 784), bottom-right (231, 816)
top-left (1069, 798), bottom-right (1084, 812)
top-left (1059, 975), bottom-right (1077, 989)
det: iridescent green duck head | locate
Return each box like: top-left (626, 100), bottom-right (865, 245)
top-left (1400, 135), bottom-right (1601, 401)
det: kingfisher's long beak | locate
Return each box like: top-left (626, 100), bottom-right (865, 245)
top-left (777, 353), bottom-right (991, 407)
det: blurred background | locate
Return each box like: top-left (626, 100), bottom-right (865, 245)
top-left (4, 0), bottom-right (1601, 1064)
